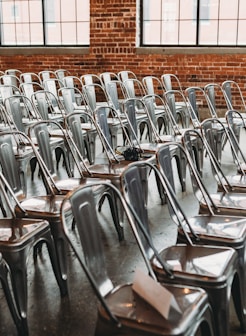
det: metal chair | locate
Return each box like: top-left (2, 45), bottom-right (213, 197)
top-left (0, 167), bottom-right (67, 335)
top-left (161, 73), bottom-right (189, 128)
top-left (0, 130), bottom-right (71, 296)
top-left (181, 129), bottom-right (246, 217)
top-left (65, 107), bottom-right (155, 237)
top-left (121, 160), bottom-right (245, 336)
top-left (155, 141), bottom-right (246, 335)
top-left (60, 181), bottom-right (216, 336)
top-left (28, 120), bottom-right (123, 241)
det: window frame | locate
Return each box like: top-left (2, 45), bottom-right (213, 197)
top-left (140, 0), bottom-right (245, 48)
top-left (0, 0), bottom-right (90, 48)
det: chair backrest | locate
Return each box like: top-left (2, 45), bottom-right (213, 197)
top-left (80, 73), bottom-right (102, 86)
top-left (224, 111), bottom-right (246, 172)
top-left (55, 69), bottom-right (71, 82)
top-left (39, 70), bottom-right (56, 84)
top-left (105, 80), bottom-right (127, 113)
top-left (100, 72), bottom-right (119, 88)
top-left (0, 75), bottom-right (20, 88)
top-left (4, 95), bottom-right (38, 133)
top-left (181, 129), bottom-right (229, 204)
top-left (61, 183), bottom-right (114, 296)
top-left (20, 72), bottom-right (41, 84)
top-left (123, 78), bottom-right (146, 99)
top-left (0, 84), bottom-right (21, 102)
top-left (204, 83), bottom-right (226, 118)
top-left (43, 78), bottom-right (63, 99)
top-left (142, 94), bottom-right (167, 141)
top-left (58, 86), bottom-right (85, 114)
top-left (185, 86), bottom-right (209, 128)
top-left (142, 76), bottom-right (165, 96)
top-left (82, 83), bottom-right (109, 114)
top-left (31, 90), bottom-right (50, 120)
top-left (32, 89), bottom-right (63, 117)
top-left (118, 70), bottom-right (137, 82)
top-left (95, 106), bottom-right (114, 150)
top-left (222, 80), bottom-right (246, 112)
top-left (19, 82), bottom-right (43, 100)
top-left (0, 133), bottom-right (26, 200)
top-left (161, 73), bottom-right (183, 92)
top-left (30, 122), bottom-right (56, 177)
top-left (65, 112), bottom-right (88, 159)
top-left (63, 75), bottom-right (82, 91)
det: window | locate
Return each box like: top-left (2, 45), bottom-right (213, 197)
top-left (141, 0), bottom-right (246, 46)
top-left (0, 0), bottom-right (90, 46)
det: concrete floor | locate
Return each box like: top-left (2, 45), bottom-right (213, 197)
top-left (0, 132), bottom-right (246, 335)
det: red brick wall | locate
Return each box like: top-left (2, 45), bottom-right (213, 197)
top-left (0, 0), bottom-right (246, 107)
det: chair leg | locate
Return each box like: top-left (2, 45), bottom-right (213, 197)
top-left (3, 249), bottom-right (29, 335)
top-left (231, 271), bottom-right (246, 332)
top-left (0, 259), bottom-right (27, 336)
top-left (48, 219), bottom-right (69, 296)
top-left (42, 230), bottom-right (68, 297)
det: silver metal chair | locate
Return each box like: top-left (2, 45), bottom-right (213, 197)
top-left (121, 160), bottom-right (245, 336)
top-left (60, 181), bottom-right (216, 336)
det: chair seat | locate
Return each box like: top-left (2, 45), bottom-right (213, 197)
top-left (152, 244), bottom-right (237, 285)
top-left (98, 282), bottom-right (212, 335)
top-left (199, 191), bottom-right (246, 216)
top-left (0, 218), bottom-right (50, 247)
top-left (180, 214), bottom-right (246, 243)
top-left (16, 194), bottom-right (69, 219)
top-left (219, 174), bottom-right (246, 192)
top-left (54, 177), bottom-right (110, 194)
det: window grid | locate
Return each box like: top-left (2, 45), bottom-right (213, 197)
top-left (0, 0), bottom-right (89, 47)
top-left (140, 0), bottom-right (246, 47)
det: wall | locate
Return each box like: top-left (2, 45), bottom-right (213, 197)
top-left (0, 0), bottom-right (246, 98)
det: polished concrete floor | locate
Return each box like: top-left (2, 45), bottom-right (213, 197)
top-left (0, 132), bottom-right (246, 335)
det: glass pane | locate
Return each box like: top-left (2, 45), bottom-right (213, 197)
top-left (179, 20), bottom-right (196, 44)
top-left (162, 0), bottom-right (180, 20)
top-left (15, 23), bottom-right (30, 44)
top-left (77, 22), bottom-right (89, 44)
top-left (30, 23), bottom-right (43, 44)
top-left (239, 1), bottom-right (246, 19)
top-left (61, 0), bottom-right (75, 22)
top-left (29, 1), bottom-right (42, 22)
top-left (142, 21), bottom-right (161, 44)
top-left (143, 0), bottom-right (161, 21)
top-left (237, 19), bottom-right (246, 45)
top-left (161, 19), bottom-right (179, 44)
top-left (199, 20), bottom-right (218, 44)
top-left (208, 0), bottom-right (219, 20)
top-left (44, 0), bottom-right (61, 23)
top-left (61, 22), bottom-right (77, 44)
top-left (180, 0), bottom-right (194, 20)
top-left (218, 20), bottom-right (237, 44)
top-left (46, 22), bottom-right (62, 44)
top-left (219, 0), bottom-right (238, 19)
top-left (77, 0), bottom-right (89, 21)
top-left (1, 23), bottom-right (16, 45)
